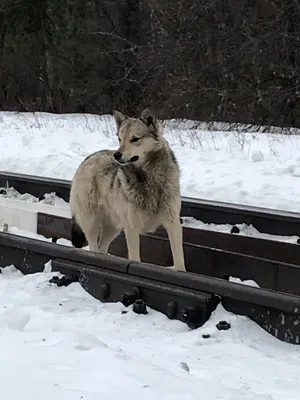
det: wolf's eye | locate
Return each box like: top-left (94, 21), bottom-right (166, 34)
top-left (130, 137), bottom-right (140, 143)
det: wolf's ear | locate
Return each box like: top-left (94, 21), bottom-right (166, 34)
top-left (139, 108), bottom-right (158, 134)
top-left (113, 109), bottom-right (128, 130)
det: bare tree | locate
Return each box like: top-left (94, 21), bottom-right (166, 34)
top-left (1, 0), bottom-right (300, 131)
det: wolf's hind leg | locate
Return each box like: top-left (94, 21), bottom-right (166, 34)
top-left (85, 226), bottom-right (102, 253)
top-left (124, 226), bottom-right (141, 262)
top-left (164, 218), bottom-right (186, 271)
top-left (85, 216), bottom-right (120, 255)
top-left (97, 226), bottom-right (121, 254)
top-left (86, 228), bottom-right (120, 254)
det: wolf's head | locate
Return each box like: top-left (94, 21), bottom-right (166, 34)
top-left (112, 108), bottom-right (162, 165)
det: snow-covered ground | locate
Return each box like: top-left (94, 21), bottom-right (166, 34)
top-left (0, 111), bottom-right (300, 399)
top-left (1, 263), bottom-right (300, 400)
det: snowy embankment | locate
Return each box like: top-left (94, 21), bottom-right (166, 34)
top-left (0, 111), bottom-right (300, 399)
top-left (1, 111), bottom-right (300, 212)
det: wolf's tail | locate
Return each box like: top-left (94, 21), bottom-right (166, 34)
top-left (71, 216), bottom-right (86, 248)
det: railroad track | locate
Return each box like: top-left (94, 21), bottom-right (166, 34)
top-left (0, 171), bottom-right (300, 344)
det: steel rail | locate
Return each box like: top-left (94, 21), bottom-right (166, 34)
top-left (37, 212), bottom-right (300, 297)
top-left (0, 171), bottom-right (300, 236)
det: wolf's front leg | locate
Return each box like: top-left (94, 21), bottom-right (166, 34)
top-left (124, 226), bottom-right (141, 262)
top-left (164, 218), bottom-right (186, 271)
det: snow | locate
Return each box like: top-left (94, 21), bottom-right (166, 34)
top-left (229, 276), bottom-right (260, 288)
top-left (0, 111), bottom-right (300, 398)
top-left (251, 150), bottom-right (264, 163)
top-left (0, 186), bottom-right (69, 208)
top-left (1, 111), bottom-right (300, 212)
top-left (181, 216), bottom-right (300, 244)
top-left (1, 263), bottom-right (300, 400)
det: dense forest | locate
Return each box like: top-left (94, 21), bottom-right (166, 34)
top-left (1, 0), bottom-right (300, 128)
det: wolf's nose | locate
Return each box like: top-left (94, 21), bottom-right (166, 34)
top-left (113, 151), bottom-right (122, 161)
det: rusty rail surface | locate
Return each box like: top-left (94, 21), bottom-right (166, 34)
top-left (1, 171), bottom-right (300, 236)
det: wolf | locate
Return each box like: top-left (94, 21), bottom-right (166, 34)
top-left (69, 107), bottom-right (186, 271)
